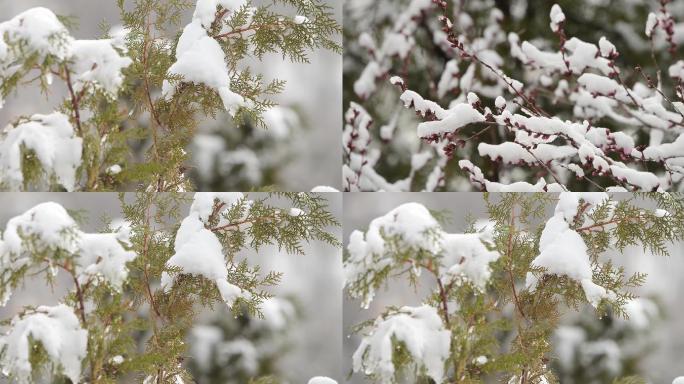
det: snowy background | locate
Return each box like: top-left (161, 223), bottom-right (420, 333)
top-left (0, 0), bottom-right (342, 191)
top-left (343, 193), bottom-right (684, 383)
top-left (0, 192), bottom-right (343, 383)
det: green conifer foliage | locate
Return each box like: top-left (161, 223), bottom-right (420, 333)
top-left (345, 193), bottom-right (684, 384)
top-left (0, 0), bottom-right (340, 191)
top-left (0, 192), bottom-right (340, 383)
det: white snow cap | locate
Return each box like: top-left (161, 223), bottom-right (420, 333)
top-left (294, 15), bottom-right (309, 25)
top-left (0, 304), bottom-right (88, 384)
top-left (0, 8), bottom-right (131, 99)
top-left (76, 231), bottom-right (137, 291)
top-left (0, 113), bottom-right (82, 191)
top-left (193, 0), bottom-right (247, 29)
top-left (345, 203), bottom-right (501, 308)
top-left (69, 37), bottom-right (133, 98)
top-left (440, 228), bottom-right (500, 291)
top-left (673, 377), bottom-right (684, 384)
top-left (645, 12), bottom-right (658, 37)
top-left (549, 4), bottom-right (565, 32)
top-left (527, 193), bottom-right (615, 308)
top-left (308, 377), bottom-right (338, 384)
top-left (344, 203), bottom-right (442, 307)
top-left (0, 7), bottom-right (72, 63)
top-left (163, 1), bottom-right (248, 115)
top-left (161, 193), bottom-right (247, 308)
top-left (0, 202), bottom-right (138, 302)
top-left (311, 186), bottom-right (340, 192)
top-left (190, 192), bottom-right (244, 222)
top-left (352, 305), bottom-right (451, 384)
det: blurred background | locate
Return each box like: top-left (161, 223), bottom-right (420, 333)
top-left (0, 192), bottom-right (342, 383)
top-left (343, 193), bottom-right (684, 384)
top-left (0, 0), bottom-right (342, 191)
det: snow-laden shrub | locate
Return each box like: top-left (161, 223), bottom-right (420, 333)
top-left (343, 0), bottom-right (684, 191)
top-left (345, 192), bottom-right (684, 383)
top-left (0, 192), bottom-right (339, 383)
top-left (0, 0), bottom-right (340, 191)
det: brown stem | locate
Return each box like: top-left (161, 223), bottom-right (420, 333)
top-left (575, 216), bottom-right (641, 232)
top-left (212, 21), bottom-right (285, 39)
top-left (65, 263), bottom-right (88, 325)
top-left (142, 203), bottom-right (163, 321)
top-left (436, 277), bottom-right (451, 328)
top-left (506, 205), bottom-right (527, 321)
top-left (210, 215), bottom-right (277, 232)
top-left (63, 64), bottom-right (83, 136)
top-left (141, 13), bottom-right (164, 192)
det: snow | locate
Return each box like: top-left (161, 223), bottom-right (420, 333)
top-left (673, 377), bottom-right (684, 384)
top-left (440, 231), bottom-right (500, 291)
top-left (0, 7), bottom-right (72, 63)
top-left (110, 355), bottom-right (124, 365)
top-left (345, 203), bottom-right (441, 307)
top-left (257, 297), bottom-right (295, 330)
top-left (308, 377), bottom-right (337, 384)
top-left (352, 305), bottom-right (451, 384)
top-left (0, 112), bottom-right (83, 191)
top-left (437, 60), bottom-right (459, 98)
top-left (107, 164), bottom-right (122, 175)
top-left (262, 106), bottom-right (298, 139)
top-left (0, 8), bottom-right (131, 103)
top-left (289, 208), bottom-right (305, 217)
top-left (294, 15), bottom-right (309, 25)
top-left (190, 192), bottom-right (244, 222)
top-left (527, 194), bottom-right (615, 308)
top-left (549, 4), bottom-right (565, 32)
top-left (416, 103), bottom-right (485, 138)
top-left (193, 0), bottom-right (247, 29)
top-left (162, 193), bottom-right (249, 308)
top-left (474, 355), bottom-right (488, 365)
top-left (0, 304), bottom-right (88, 384)
top-left (609, 165), bottom-right (660, 191)
top-left (311, 186), bottom-right (339, 192)
top-left (670, 61), bottom-right (684, 79)
top-left (598, 36), bottom-right (616, 57)
top-left (163, 20), bottom-right (246, 116)
top-left (75, 231), bottom-right (137, 291)
top-left (346, 204), bottom-right (501, 307)
top-left (478, 142), bottom-right (576, 165)
top-left (654, 209), bottom-right (669, 218)
top-left (531, 215), bottom-right (593, 281)
top-left (0, 202), bottom-right (138, 299)
top-left (69, 37), bottom-right (132, 98)
top-left (357, 202), bottom-right (440, 256)
top-left (1, 202), bottom-right (79, 257)
top-left (646, 12), bottom-right (658, 37)
top-left (495, 96), bottom-right (506, 109)
top-left (622, 298), bottom-right (658, 330)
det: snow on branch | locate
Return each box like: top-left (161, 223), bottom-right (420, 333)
top-left (0, 0), bottom-right (340, 191)
top-left (344, 202), bottom-right (500, 308)
top-left (0, 304), bottom-right (88, 384)
top-left (345, 193), bottom-right (684, 383)
top-left (343, 0), bottom-right (684, 191)
top-left (352, 305), bottom-right (451, 384)
top-left (161, 193), bottom-right (248, 308)
top-left (0, 201), bottom-right (137, 305)
top-left (0, 113), bottom-right (82, 191)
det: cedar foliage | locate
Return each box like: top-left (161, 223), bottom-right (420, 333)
top-left (0, 0), bottom-right (340, 191)
top-left (345, 193), bottom-right (684, 384)
top-left (0, 192), bottom-right (339, 383)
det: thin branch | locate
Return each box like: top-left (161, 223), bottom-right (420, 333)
top-left (63, 64), bottom-right (83, 136)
